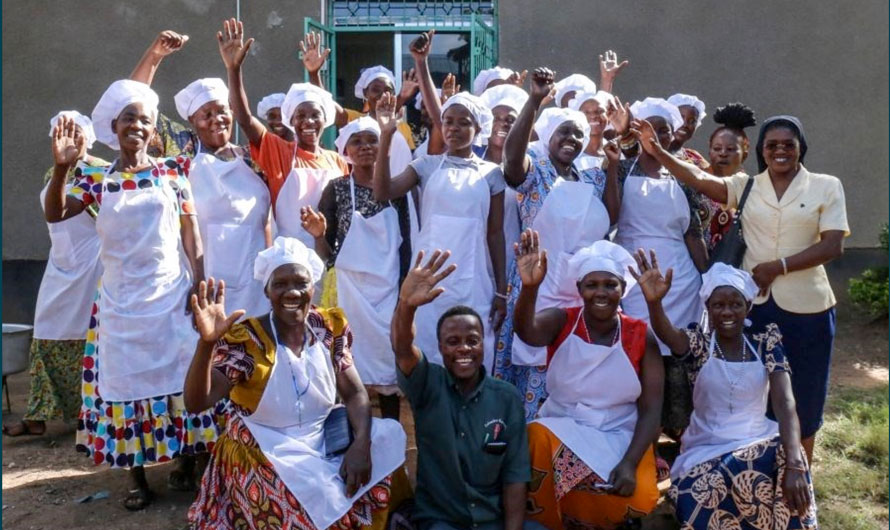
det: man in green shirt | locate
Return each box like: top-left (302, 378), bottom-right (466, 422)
top-left (392, 250), bottom-right (533, 530)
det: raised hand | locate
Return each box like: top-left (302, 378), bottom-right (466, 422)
top-left (529, 67), bottom-right (555, 103)
top-left (148, 30), bottom-right (189, 58)
top-left (399, 250), bottom-right (457, 308)
top-left (217, 18), bottom-right (254, 71)
top-left (599, 50), bottom-right (628, 87)
top-left (51, 116), bottom-right (84, 167)
top-left (507, 69), bottom-right (528, 88)
top-left (191, 278), bottom-right (246, 344)
top-left (628, 249), bottom-right (673, 304)
top-left (299, 30), bottom-right (330, 75)
top-left (399, 68), bottom-right (420, 101)
top-left (375, 92), bottom-right (399, 134)
top-left (441, 73), bottom-right (459, 100)
top-left (603, 139), bottom-right (621, 165)
top-left (630, 118), bottom-right (661, 156)
top-left (409, 30), bottom-right (435, 61)
top-left (515, 229), bottom-right (548, 288)
top-left (606, 96), bottom-right (631, 135)
top-left (300, 206), bottom-right (326, 239)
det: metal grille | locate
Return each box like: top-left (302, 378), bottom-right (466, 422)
top-left (330, 1), bottom-right (495, 29)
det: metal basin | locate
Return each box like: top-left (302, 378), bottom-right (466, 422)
top-left (2, 324), bottom-right (33, 377)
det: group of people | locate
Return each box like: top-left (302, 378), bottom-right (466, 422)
top-left (11, 18), bottom-right (849, 530)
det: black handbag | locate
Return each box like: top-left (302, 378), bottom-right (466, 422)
top-left (323, 404), bottom-right (354, 458)
top-left (708, 177), bottom-right (754, 269)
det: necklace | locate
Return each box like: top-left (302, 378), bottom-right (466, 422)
top-left (269, 313), bottom-right (312, 426)
top-left (581, 314), bottom-right (620, 346)
top-left (713, 335), bottom-right (749, 413)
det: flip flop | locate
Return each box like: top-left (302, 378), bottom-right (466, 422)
top-left (2, 420), bottom-right (45, 437)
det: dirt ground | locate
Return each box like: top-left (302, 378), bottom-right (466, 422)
top-left (2, 302), bottom-right (887, 530)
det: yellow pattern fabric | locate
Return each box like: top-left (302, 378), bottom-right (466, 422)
top-left (226, 318), bottom-right (277, 413)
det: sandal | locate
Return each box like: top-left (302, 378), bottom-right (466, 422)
top-left (123, 488), bottom-right (154, 511)
top-left (167, 469), bottom-right (196, 492)
top-left (656, 455), bottom-right (671, 483)
top-left (2, 420), bottom-right (45, 437)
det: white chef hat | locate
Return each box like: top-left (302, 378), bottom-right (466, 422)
top-left (174, 78), bottom-right (228, 121)
top-left (257, 92), bottom-right (286, 120)
top-left (48, 110), bottom-right (96, 149)
top-left (553, 74), bottom-right (597, 108)
top-left (568, 90), bottom-right (614, 112)
top-left (630, 97), bottom-right (684, 131)
top-left (566, 240), bottom-right (638, 297)
top-left (254, 236), bottom-right (325, 288)
top-left (415, 88), bottom-right (442, 111)
top-left (472, 66), bottom-right (515, 96)
top-left (91, 79), bottom-right (159, 150)
top-left (667, 93), bottom-right (707, 127)
top-left (334, 116), bottom-right (380, 163)
top-left (281, 83), bottom-right (337, 130)
top-left (480, 84), bottom-right (529, 115)
top-left (354, 65), bottom-right (396, 99)
top-left (532, 107), bottom-right (590, 157)
top-left (441, 92), bottom-right (494, 140)
top-left (699, 262), bottom-right (758, 306)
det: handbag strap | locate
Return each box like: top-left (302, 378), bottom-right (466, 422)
top-left (734, 176), bottom-right (755, 216)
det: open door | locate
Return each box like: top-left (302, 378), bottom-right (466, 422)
top-left (469, 14), bottom-right (497, 85)
top-left (304, 18), bottom-right (338, 148)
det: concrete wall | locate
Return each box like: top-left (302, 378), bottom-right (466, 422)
top-left (499, 0), bottom-right (889, 248)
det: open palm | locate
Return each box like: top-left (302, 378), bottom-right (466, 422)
top-left (300, 206), bottom-right (326, 239)
top-left (299, 30), bottom-right (330, 74)
top-left (515, 228), bottom-right (548, 288)
top-left (217, 18), bottom-right (254, 70)
top-left (51, 116), bottom-right (84, 167)
top-left (628, 249), bottom-right (673, 304)
top-left (191, 278), bottom-right (245, 343)
top-left (375, 93), bottom-right (399, 133)
top-left (399, 250), bottom-right (456, 308)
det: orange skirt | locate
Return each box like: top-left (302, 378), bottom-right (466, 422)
top-left (526, 422), bottom-right (659, 529)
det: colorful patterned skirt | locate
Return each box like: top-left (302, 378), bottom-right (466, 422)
top-left (527, 422), bottom-right (659, 529)
top-left (188, 413), bottom-right (412, 529)
top-left (669, 436), bottom-right (818, 529)
top-left (75, 286), bottom-right (226, 468)
top-left (25, 338), bottom-right (84, 422)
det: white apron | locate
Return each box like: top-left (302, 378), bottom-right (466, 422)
top-left (387, 130), bottom-right (421, 260)
top-left (241, 316), bottom-right (406, 529)
top-left (273, 143), bottom-right (341, 249)
top-left (412, 157), bottom-right (495, 370)
top-left (34, 184), bottom-right (104, 340)
top-left (335, 178), bottom-right (402, 386)
top-left (535, 314), bottom-right (641, 480)
top-left (190, 145), bottom-right (271, 318)
top-left (615, 160), bottom-right (702, 355)
top-left (512, 179), bottom-right (611, 366)
top-left (95, 161), bottom-right (197, 402)
top-left (671, 334), bottom-right (779, 481)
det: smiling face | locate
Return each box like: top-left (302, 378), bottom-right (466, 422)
top-left (645, 116), bottom-right (674, 150)
top-left (266, 263), bottom-right (314, 327)
top-left (547, 121), bottom-right (585, 165)
top-left (489, 105), bottom-right (518, 149)
top-left (579, 99), bottom-right (607, 137)
top-left (442, 104), bottom-right (479, 152)
top-left (112, 102), bottom-right (156, 153)
top-left (189, 100), bottom-right (233, 150)
top-left (706, 286), bottom-right (749, 340)
top-left (762, 126), bottom-right (801, 176)
top-left (265, 107), bottom-right (294, 141)
top-left (438, 314), bottom-right (485, 382)
top-left (577, 271), bottom-right (624, 321)
top-left (670, 105), bottom-right (699, 149)
top-left (363, 78), bottom-right (395, 111)
top-left (345, 130), bottom-right (379, 168)
top-left (291, 101), bottom-right (326, 150)
top-left (709, 129), bottom-right (746, 177)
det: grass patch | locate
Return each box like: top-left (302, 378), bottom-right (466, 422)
top-left (814, 385), bottom-right (889, 528)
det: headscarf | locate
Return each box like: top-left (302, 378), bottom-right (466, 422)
top-left (415, 88), bottom-right (442, 111)
top-left (667, 93), bottom-right (707, 127)
top-left (440, 92), bottom-right (494, 140)
top-left (91, 79), bottom-right (159, 150)
top-left (354, 66), bottom-right (396, 99)
top-left (479, 84), bottom-right (529, 115)
top-left (257, 92), bottom-right (286, 120)
top-left (281, 83), bottom-right (337, 130)
top-left (472, 66), bottom-right (515, 96)
top-left (630, 97), bottom-right (683, 131)
top-left (553, 74), bottom-right (597, 108)
top-left (755, 115), bottom-right (808, 173)
top-left (334, 117), bottom-right (380, 164)
top-left (174, 78), bottom-right (228, 121)
top-left (532, 107), bottom-right (590, 157)
top-left (254, 236), bottom-right (325, 288)
top-left (699, 262), bottom-right (758, 305)
top-left (566, 240), bottom-right (637, 298)
top-left (48, 110), bottom-right (96, 149)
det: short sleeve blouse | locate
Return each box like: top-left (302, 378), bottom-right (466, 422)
top-left (681, 323), bottom-right (790, 388)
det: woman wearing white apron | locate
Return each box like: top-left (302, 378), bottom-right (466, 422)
top-left (494, 68), bottom-right (621, 421)
top-left (301, 117), bottom-right (412, 421)
top-left (185, 237), bottom-right (409, 529)
top-left (3, 112), bottom-right (106, 438)
top-left (44, 81), bottom-right (222, 511)
top-left (512, 232), bottom-right (662, 529)
top-left (373, 32), bottom-right (507, 371)
top-left (631, 254), bottom-right (816, 529)
top-left (568, 89), bottom-right (618, 173)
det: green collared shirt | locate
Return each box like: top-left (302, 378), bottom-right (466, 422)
top-left (398, 353), bottom-right (530, 527)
